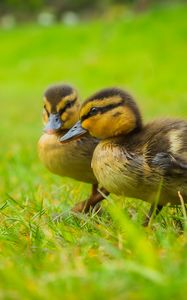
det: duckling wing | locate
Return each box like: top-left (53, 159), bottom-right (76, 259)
top-left (151, 152), bottom-right (187, 176)
top-left (139, 119), bottom-right (187, 176)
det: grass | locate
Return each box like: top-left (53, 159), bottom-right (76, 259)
top-left (0, 3), bottom-right (187, 299)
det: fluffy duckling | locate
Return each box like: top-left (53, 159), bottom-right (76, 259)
top-left (38, 84), bottom-right (108, 213)
top-left (61, 88), bottom-right (187, 224)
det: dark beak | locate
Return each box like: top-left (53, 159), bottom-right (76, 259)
top-left (44, 113), bottom-right (63, 134)
top-left (59, 121), bottom-right (87, 143)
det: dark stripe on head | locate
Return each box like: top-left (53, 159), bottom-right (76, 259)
top-left (58, 98), bottom-right (77, 115)
top-left (81, 100), bottom-right (124, 122)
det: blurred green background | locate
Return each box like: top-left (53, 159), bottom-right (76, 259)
top-left (0, 1), bottom-right (187, 299)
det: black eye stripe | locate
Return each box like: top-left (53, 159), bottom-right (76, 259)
top-left (44, 105), bottom-right (49, 117)
top-left (81, 100), bottom-right (124, 122)
top-left (59, 98), bottom-right (77, 115)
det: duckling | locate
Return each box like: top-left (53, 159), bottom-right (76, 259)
top-left (38, 84), bottom-right (108, 213)
top-left (60, 88), bottom-right (187, 225)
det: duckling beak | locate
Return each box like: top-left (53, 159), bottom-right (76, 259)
top-left (44, 113), bottom-right (63, 134)
top-left (59, 121), bottom-right (87, 143)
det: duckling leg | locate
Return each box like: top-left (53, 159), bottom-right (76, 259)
top-left (143, 204), bottom-right (163, 227)
top-left (72, 184), bottom-right (109, 213)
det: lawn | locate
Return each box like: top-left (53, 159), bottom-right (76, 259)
top-left (0, 3), bottom-right (187, 299)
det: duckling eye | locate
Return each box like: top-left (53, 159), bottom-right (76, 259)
top-left (90, 107), bottom-right (99, 115)
top-left (66, 101), bottom-right (72, 109)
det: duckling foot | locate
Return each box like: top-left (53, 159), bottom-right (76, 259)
top-left (72, 184), bottom-right (109, 214)
top-left (143, 204), bottom-right (163, 227)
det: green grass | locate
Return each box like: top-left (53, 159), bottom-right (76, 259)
top-left (1, 3), bottom-right (187, 299)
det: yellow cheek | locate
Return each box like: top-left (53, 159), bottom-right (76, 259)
top-left (93, 119), bottom-right (110, 139)
top-left (62, 110), bottom-right (79, 129)
top-left (82, 117), bottom-right (104, 138)
top-left (61, 112), bottom-right (68, 122)
top-left (82, 119), bottom-right (91, 130)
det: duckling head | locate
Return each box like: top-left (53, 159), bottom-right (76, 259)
top-left (60, 88), bottom-right (142, 142)
top-left (43, 84), bottom-right (80, 135)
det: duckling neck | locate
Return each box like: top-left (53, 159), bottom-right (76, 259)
top-left (53, 129), bottom-right (70, 138)
top-left (131, 122), bottom-right (143, 135)
top-left (102, 122), bottom-right (143, 144)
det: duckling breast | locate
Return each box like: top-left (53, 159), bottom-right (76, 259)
top-left (38, 133), bottom-right (97, 183)
top-left (92, 139), bottom-right (147, 198)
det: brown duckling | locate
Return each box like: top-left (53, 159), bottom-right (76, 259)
top-left (38, 84), bottom-right (108, 213)
top-left (60, 87), bottom-right (187, 225)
